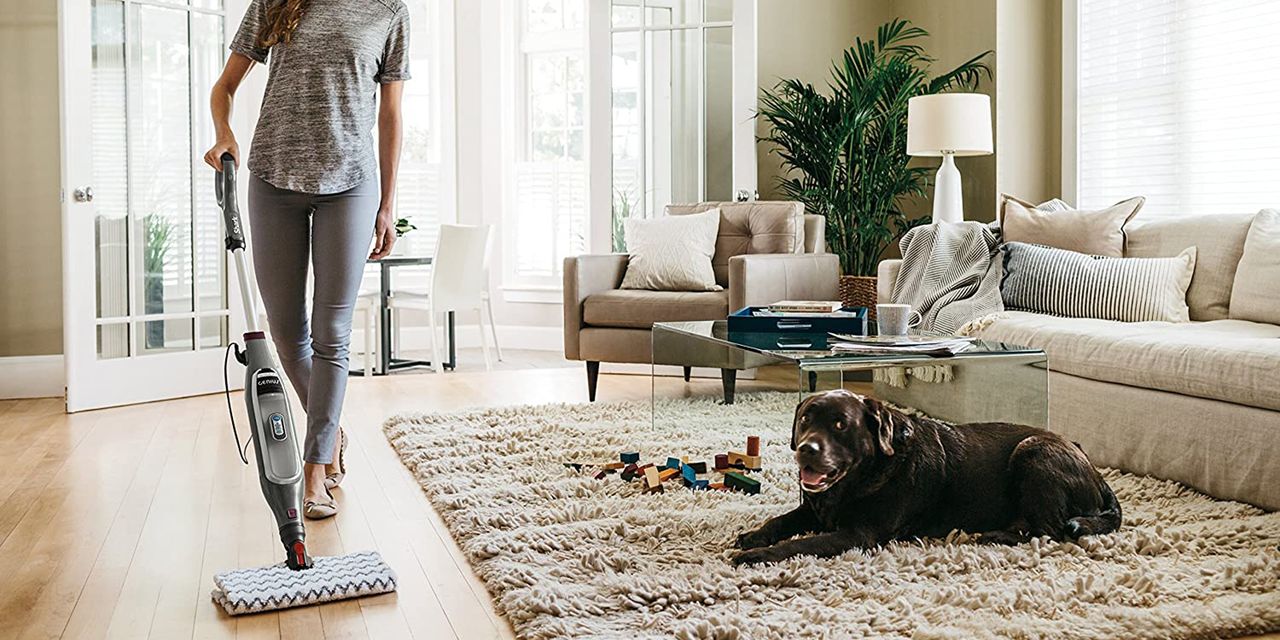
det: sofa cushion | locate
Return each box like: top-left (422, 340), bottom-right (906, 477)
top-left (1000, 242), bottom-right (1195, 322)
top-left (1229, 209), bottom-right (1280, 325)
top-left (583, 289), bottom-right (729, 329)
top-left (1125, 212), bottom-right (1254, 321)
top-left (667, 202), bottom-right (804, 287)
top-left (620, 209), bottom-right (721, 292)
top-left (974, 311), bottom-right (1280, 411)
top-left (999, 194), bottom-right (1144, 257)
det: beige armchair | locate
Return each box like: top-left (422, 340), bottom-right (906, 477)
top-left (563, 201), bottom-right (840, 401)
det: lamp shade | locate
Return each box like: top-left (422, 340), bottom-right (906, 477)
top-left (906, 93), bottom-right (993, 157)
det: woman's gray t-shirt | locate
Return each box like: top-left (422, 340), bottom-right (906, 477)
top-left (231, 0), bottom-right (410, 194)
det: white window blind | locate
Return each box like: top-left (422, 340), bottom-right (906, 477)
top-left (505, 0), bottom-right (588, 286)
top-left (1076, 0), bottom-right (1280, 217)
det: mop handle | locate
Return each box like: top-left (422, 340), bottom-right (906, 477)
top-left (215, 153), bottom-right (260, 334)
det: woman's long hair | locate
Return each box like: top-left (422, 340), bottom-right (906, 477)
top-left (258, 0), bottom-right (308, 48)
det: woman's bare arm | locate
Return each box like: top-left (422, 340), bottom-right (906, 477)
top-left (203, 53), bottom-right (256, 170)
top-left (370, 80), bottom-right (405, 260)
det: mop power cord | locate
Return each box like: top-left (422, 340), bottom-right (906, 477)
top-left (212, 153), bottom-right (396, 615)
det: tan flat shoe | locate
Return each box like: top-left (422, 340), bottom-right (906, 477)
top-left (324, 429), bottom-right (348, 490)
top-left (304, 487), bottom-right (338, 520)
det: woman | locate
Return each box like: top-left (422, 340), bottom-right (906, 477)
top-left (203, 0), bottom-right (409, 518)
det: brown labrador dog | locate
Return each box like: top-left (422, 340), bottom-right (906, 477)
top-left (732, 390), bottom-right (1120, 565)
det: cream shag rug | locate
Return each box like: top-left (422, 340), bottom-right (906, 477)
top-left (383, 393), bottom-right (1280, 640)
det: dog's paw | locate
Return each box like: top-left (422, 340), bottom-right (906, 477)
top-left (735, 530), bottom-right (771, 550)
top-left (730, 547), bottom-right (777, 566)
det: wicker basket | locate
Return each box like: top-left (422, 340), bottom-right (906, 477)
top-left (839, 275), bottom-right (878, 319)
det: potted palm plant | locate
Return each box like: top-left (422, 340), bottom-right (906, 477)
top-left (757, 19), bottom-right (991, 310)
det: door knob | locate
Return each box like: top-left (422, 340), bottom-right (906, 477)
top-left (73, 187), bottom-right (94, 202)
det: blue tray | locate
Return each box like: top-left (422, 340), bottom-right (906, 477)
top-left (727, 306), bottom-right (869, 336)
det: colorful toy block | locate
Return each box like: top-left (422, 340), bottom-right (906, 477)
top-left (728, 451), bottom-right (762, 472)
top-left (687, 460), bottom-right (707, 474)
top-left (724, 471), bottom-right (761, 495)
top-left (693, 479), bottom-right (709, 490)
top-left (620, 463), bottom-right (639, 481)
top-left (620, 452), bottom-right (640, 464)
top-left (594, 468), bottom-right (616, 480)
top-left (603, 461), bottom-right (626, 470)
top-left (663, 457), bottom-right (682, 471)
top-left (659, 468), bottom-right (679, 482)
top-left (747, 436), bottom-right (761, 457)
top-left (563, 462), bottom-right (586, 471)
top-left (643, 466), bottom-right (663, 493)
top-left (681, 464), bottom-right (697, 486)
top-left (713, 454), bottom-right (729, 471)
top-left (708, 482), bottom-right (727, 491)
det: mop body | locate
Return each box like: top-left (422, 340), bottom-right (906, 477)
top-left (211, 550), bottom-right (396, 615)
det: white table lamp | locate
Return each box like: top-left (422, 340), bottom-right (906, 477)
top-left (906, 93), bottom-right (993, 224)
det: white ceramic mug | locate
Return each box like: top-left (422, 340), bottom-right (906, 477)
top-left (876, 304), bottom-right (922, 336)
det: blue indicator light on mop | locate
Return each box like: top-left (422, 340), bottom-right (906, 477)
top-left (270, 414), bottom-right (286, 440)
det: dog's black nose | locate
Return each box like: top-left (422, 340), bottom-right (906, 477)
top-left (797, 441), bottom-right (821, 456)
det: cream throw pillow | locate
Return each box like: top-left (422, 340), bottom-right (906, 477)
top-left (620, 209), bottom-right (722, 291)
top-left (1000, 194), bottom-right (1145, 257)
top-left (1228, 209), bottom-right (1280, 324)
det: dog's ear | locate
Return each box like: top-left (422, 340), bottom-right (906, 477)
top-left (862, 397), bottom-right (897, 457)
top-left (791, 394), bottom-right (818, 450)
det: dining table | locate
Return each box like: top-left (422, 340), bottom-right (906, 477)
top-left (353, 255), bottom-right (455, 375)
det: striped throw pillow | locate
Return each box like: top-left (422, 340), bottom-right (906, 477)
top-left (1000, 242), bottom-right (1197, 322)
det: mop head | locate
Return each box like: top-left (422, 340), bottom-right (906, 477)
top-left (211, 550), bottom-right (396, 615)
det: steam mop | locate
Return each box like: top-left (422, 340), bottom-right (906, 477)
top-left (210, 153), bottom-right (396, 615)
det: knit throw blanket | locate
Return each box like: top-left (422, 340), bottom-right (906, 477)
top-left (889, 221), bottom-right (1003, 335)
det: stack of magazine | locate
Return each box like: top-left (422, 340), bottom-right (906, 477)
top-left (827, 333), bottom-right (978, 357)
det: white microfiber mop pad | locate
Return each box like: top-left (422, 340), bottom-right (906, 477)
top-left (211, 550), bottom-right (396, 615)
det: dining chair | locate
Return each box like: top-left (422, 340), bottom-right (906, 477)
top-left (388, 224), bottom-right (499, 373)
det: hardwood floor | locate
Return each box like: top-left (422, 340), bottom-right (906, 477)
top-left (0, 360), bottom-right (1274, 640)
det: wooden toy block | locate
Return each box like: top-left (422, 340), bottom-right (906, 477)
top-left (687, 460), bottom-right (708, 474)
top-left (708, 482), bottom-right (727, 491)
top-left (563, 462), bottom-right (586, 471)
top-left (603, 461), bottom-right (626, 470)
top-left (727, 451), bottom-right (761, 471)
top-left (594, 468), bottom-right (616, 480)
top-left (643, 466), bottom-right (663, 493)
top-left (658, 468), bottom-right (679, 482)
top-left (681, 464), bottom-right (697, 486)
top-left (620, 463), bottom-right (639, 481)
top-left (713, 454), bottom-right (729, 471)
top-left (724, 471), bottom-right (761, 494)
top-left (663, 457), bottom-right (682, 471)
top-left (636, 463), bottom-right (654, 472)
top-left (620, 452), bottom-right (640, 464)
top-left (693, 479), bottom-right (709, 490)
top-left (747, 436), bottom-right (761, 457)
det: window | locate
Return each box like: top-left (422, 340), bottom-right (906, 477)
top-left (392, 0), bottom-right (456, 255)
top-left (609, 0), bottom-right (736, 250)
top-left (504, 0), bottom-right (588, 287)
top-left (1073, 0), bottom-right (1280, 217)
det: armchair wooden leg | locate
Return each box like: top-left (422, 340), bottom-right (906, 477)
top-left (586, 361), bottom-right (600, 402)
top-left (720, 369), bottom-right (737, 405)
top-left (683, 366), bottom-right (692, 382)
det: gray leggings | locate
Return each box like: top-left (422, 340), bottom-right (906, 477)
top-left (248, 174), bottom-right (379, 464)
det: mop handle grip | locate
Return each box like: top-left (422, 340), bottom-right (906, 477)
top-left (216, 152), bottom-right (246, 251)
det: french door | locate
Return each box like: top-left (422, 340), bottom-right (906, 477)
top-left (59, 0), bottom-right (249, 411)
top-left (587, 0), bottom-right (757, 251)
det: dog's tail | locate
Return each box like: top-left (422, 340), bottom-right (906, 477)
top-left (1064, 482), bottom-right (1122, 538)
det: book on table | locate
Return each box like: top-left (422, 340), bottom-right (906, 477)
top-left (765, 300), bottom-right (844, 314)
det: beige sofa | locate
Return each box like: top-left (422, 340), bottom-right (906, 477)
top-left (564, 201), bottom-right (839, 402)
top-left (879, 213), bottom-right (1280, 510)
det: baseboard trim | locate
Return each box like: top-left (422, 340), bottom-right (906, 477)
top-left (0, 355), bottom-right (65, 400)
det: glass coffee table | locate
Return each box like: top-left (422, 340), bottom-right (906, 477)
top-left (651, 320), bottom-right (1047, 430)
